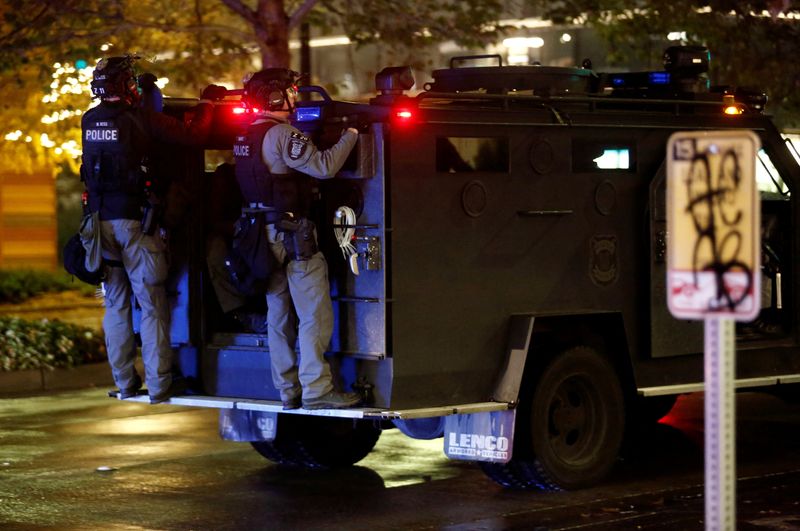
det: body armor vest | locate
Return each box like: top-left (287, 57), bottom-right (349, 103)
top-left (81, 104), bottom-right (150, 219)
top-left (233, 121), bottom-right (312, 216)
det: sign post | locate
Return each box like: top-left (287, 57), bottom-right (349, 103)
top-left (666, 130), bottom-right (760, 531)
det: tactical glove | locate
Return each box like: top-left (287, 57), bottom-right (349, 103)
top-left (137, 73), bottom-right (157, 91)
top-left (201, 84), bottom-right (227, 101)
top-left (343, 114), bottom-right (370, 133)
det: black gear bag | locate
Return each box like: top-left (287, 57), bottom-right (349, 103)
top-left (225, 213), bottom-right (277, 296)
top-left (63, 234), bottom-right (105, 285)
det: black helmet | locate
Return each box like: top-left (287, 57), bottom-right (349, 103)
top-left (243, 68), bottom-right (299, 112)
top-left (91, 55), bottom-right (139, 103)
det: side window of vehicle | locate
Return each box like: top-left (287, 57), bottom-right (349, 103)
top-left (572, 139), bottom-right (636, 172)
top-left (435, 137), bottom-right (509, 173)
top-left (757, 148), bottom-right (791, 196)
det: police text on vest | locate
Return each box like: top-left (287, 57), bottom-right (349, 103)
top-left (85, 129), bottom-right (119, 142)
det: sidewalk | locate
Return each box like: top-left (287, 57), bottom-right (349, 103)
top-left (0, 361), bottom-right (116, 396)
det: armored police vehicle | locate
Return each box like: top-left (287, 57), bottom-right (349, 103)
top-left (120, 46), bottom-right (800, 490)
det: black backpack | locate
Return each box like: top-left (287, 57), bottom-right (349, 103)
top-left (225, 213), bottom-right (277, 296)
top-left (63, 234), bottom-right (105, 285)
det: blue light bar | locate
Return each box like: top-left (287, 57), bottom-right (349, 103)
top-left (649, 72), bottom-right (671, 85)
top-left (295, 106), bottom-right (322, 122)
top-left (612, 76), bottom-right (625, 87)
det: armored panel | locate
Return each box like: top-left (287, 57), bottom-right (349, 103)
top-left (202, 342), bottom-right (275, 399)
top-left (328, 127), bottom-right (388, 360)
top-left (387, 115), bottom-right (635, 408)
top-left (648, 163), bottom-right (703, 358)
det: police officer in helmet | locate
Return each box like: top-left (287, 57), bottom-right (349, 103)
top-left (82, 55), bottom-right (226, 403)
top-left (234, 68), bottom-right (360, 410)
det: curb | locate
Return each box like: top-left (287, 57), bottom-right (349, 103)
top-left (0, 359), bottom-right (144, 397)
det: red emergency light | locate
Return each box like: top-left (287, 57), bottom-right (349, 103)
top-left (394, 109), bottom-right (415, 124)
top-left (232, 106), bottom-right (261, 115)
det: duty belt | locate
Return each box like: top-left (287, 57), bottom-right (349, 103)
top-left (242, 203), bottom-right (284, 224)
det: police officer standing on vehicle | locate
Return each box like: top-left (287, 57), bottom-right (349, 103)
top-left (82, 55), bottom-right (226, 403)
top-left (234, 68), bottom-right (360, 410)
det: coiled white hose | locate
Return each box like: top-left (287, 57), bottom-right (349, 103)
top-left (333, 206), bottom-right (359, 274)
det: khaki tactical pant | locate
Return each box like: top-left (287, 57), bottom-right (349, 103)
top-left (265, 225), bottom-right (334, 402)
top-left (100, 219), bottom-right (172, 396)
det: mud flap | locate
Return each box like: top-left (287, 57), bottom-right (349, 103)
top-left (219, 409), bottom-right (277, 442)
top-left (493, 315), bottom-right (534, 403)
top-left (443, 409), bottom-right (515, 463)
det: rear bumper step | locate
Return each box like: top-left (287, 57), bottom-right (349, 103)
top-left (110, 392), bottom-right (511, 420)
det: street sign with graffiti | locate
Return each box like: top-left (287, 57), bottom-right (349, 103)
top-left (666, 131), bottom-right (761, 321)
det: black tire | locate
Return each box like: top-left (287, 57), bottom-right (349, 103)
top-left (479, 460), bottom-right (560, 491)
top-left (529, 346), bottom-right (625, 489)
top-left (250, 438), bottom-right (306, 467)
top-left (480, 346), bottom-right (625, 491)
top-left (251, 415), bottom-right (381, 469)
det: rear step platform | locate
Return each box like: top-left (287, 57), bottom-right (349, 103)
top-left (108, 391), bottom-right (511, 420)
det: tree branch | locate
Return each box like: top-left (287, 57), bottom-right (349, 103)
top-left (0, 27), bottom-right (124, 54)
top-left (0, 20), bottom-right (254, 56)
top-left (320, 0), bottom-right (344, 18)
top-left (220, 0), bottom-right (258, 25)
top-left (122, 20), bottom-right (253, 42)
top-left (288, 0), bottom-right (320, 30)
top-left (0, 3), bottom-right (52, 43)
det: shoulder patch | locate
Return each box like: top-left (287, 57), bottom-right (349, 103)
top-left (289, 131), bottom-right (309, 142)
top-left (287, 133), bottom-right (308, 161)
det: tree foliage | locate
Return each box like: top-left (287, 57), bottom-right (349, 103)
top-left (527, 0), bottom-right (800, 127)
top-left (0, 0), bottom-right (505, 173)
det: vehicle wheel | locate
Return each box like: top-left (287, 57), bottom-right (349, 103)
top-left (250, 439), bottom-right (305, 467)
top-left (295, 416), bottom-right (382, 468)
top-left (393, 416), bottom-right (445, 439)
top-left (250, 413), bottom-right (312, 467)
top-left (480, 346), bottom-right (625, 491)
top-left (479, 460), bottom-right (560, 491)
top-left (251, 415), bottom-right (381, 469)
top-left (529, 346), bottom-right (625, 489)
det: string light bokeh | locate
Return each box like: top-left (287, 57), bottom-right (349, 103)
top-left (3, 49), bottom-right (169, 165)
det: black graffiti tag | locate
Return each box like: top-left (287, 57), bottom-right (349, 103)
top-left (683, 140), bottom-right (753, 311)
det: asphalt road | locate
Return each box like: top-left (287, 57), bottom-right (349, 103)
top-left (1, 389), bottom-right (799, 530)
